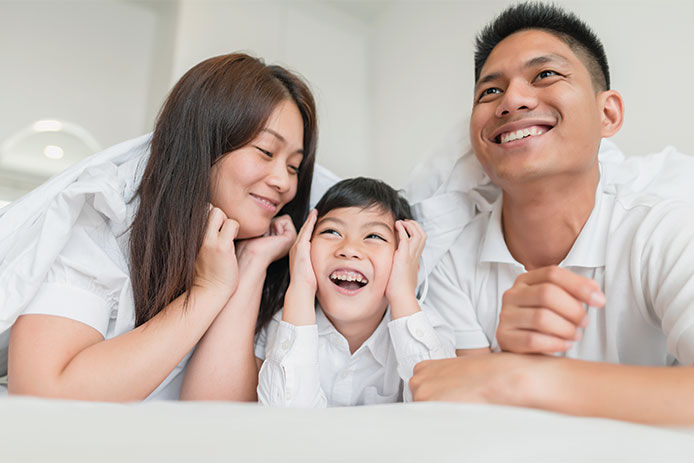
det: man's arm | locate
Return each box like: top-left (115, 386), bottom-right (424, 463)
top-left (410, 353), bottom-right (694, 425)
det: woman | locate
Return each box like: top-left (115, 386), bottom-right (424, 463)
top-left (0, 53), bottom-right (317, 401)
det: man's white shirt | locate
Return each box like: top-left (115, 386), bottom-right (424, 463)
top-left (424, 162), bottom-right (694, 365)
top-left (255, 304), bottom-right (455, 407)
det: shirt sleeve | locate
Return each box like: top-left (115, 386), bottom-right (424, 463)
top-left (388, 308), bottom-right (456, 402)
top-left (256, 319), bottom-right (327, 408)
top-left (636, 201), bottom-right (694, 365)
top-left (424, 251), bottom-right (490, 349)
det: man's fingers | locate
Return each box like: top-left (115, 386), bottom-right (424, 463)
top-left (501, 306), bottom-right (582, 341)
top-left (516, 266), bottom-right (605, 308)
top-left (498, 329), bottom-right (572, 354)
top-left (504, 283), bottom-right (588, 326)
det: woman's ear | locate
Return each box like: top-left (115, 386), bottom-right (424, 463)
top-left (598, 89), bottom-right (624, 138)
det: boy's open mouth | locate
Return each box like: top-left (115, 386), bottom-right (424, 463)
top-left (329, 269), bottom-right (368, 291)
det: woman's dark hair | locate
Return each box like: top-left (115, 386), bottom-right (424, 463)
top-left (474, 2), bottom-right (610, 91)
top-left (314, 177), bottom-right (412, 222)
top-left (129, 53), bottom-right (317, 331)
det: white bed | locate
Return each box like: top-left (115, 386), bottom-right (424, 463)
top-left (1, 397), bottom-right (693, 462)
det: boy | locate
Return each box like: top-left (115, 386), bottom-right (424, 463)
top-left (255, 177), bottom-right (454, 407)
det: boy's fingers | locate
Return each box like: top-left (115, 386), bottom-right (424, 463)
top-left (298, 209), bottom-right (317, 242)
top-left (517, 266), bottom-right (605, 308)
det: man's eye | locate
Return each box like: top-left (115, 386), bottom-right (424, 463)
top-left (478, 87), bottom-right (502, 102)
top-left (536, 70), bottom-right (559, 80)
top-left (255, 146), bottom-right (273, 158)
top-left (366, 233), bottom-right (387, 242)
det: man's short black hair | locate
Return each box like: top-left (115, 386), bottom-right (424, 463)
top-left (315, 177), bottom-right (413, 222)
top-left (474, 2), bottom-right (610, 91)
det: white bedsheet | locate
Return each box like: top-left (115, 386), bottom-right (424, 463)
top-left (1, 397), bottom-right (692, 462)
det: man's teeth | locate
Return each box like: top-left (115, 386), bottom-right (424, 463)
top-left (330, 271), bottom-right (367, 284)
top-left (500, 126), bottom-right (545, 144)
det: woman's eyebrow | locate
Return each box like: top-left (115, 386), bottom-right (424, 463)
top-left (262, 128), bottom-right (304, 154)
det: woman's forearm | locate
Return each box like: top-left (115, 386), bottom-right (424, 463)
top-left (180, 260), bottom-right (268, 401)
top-left (9, 286), bottom-right (229, 401)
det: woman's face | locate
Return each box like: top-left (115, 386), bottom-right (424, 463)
top-left (210, 99), bottom-right (305, 239)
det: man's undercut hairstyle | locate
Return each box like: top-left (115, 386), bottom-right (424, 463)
top-left (315, 177), bottom-right (413, 222)
top-left (474, 1), bottom-right (610, 91)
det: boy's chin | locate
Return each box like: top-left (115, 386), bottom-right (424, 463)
top-left (317, 293), bottom-right (388, 324)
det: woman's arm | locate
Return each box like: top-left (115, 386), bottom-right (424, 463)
top-left (180, 215), bottom-right (298, 401)
top-left (8, 208), bottom-right (239, 401)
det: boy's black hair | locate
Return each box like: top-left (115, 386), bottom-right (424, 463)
top-left (474, 2), bottom-right (610, 91)
top-left (315, 177), bottom-right (413, 222)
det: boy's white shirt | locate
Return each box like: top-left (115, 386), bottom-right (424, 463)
top-left (255, 304), bottom-right (455, 407)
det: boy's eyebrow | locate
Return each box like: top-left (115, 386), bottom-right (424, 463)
top-left (316, 217), bottom-right (344, 227)
top-left (363, 221), bottom-right (394, 233)
top-left (475, 53), bottom-right (570, 91)
top-left (261, 128), bottom-right (304, 154)
top-left (315, 217), bottom-right (394, 233)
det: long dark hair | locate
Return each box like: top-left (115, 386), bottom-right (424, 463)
top-left (129, 53), bottom-right (317, 330)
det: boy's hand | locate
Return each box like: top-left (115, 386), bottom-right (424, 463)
top-left (283, 209), bottom-right (318, 326)
top-left (385, 219), bottom-right (426, 318)
top-left (235, 214), bottom-right (297, 270)
top-left (496, 266), bottom-right (606, 354)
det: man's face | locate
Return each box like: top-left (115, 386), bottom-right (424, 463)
top-left (470, 29), bottom-right (605, 188)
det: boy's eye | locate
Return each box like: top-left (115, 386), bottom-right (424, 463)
top-left (477, 87), bottom-right (502, 102)
top-left (319, 228), bottom-right (340, 237)
top-left (366, 233), bottom-right (387, 242)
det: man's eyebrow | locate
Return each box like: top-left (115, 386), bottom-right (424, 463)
top-left (262, 128), bottom-right (304, 154)
top-left (475, 54), bottom-right (571, 90)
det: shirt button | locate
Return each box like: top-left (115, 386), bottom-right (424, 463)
top-left (286, 391), bottom-right (292, 400)
top-left (415, 329), bottom-right (424, 339)
top-left (281, 339), bottom-right (292, 351)
top-left (339, 370), bottom-right (349, 379)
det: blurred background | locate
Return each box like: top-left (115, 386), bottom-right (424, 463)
top-left (1, 0), bottom-right (692, 207)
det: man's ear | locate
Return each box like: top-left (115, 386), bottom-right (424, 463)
top-left (598, 90), bottom-right (624, 138)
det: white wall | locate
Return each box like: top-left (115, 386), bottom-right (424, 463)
top-left (1, 0), bottom-right (692, 201)
top-left (369, 0), bottom-right (694, 187)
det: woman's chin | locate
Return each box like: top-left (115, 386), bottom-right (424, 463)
top-left (235, 223), bottom-right (270, 240)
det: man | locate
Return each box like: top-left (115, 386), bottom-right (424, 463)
top-left (410, 2), bottom-right (694, 424)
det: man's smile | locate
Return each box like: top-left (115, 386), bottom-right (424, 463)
top-left (489, 119), bottom-right (556, 145)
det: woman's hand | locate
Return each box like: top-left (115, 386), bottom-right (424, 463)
top-left (282, 209), bottom-right (318, 326)
top-left (235, 214), bottom-right (298, 270)
top-left (386, 219), bottom-right (427, 318)
top-left (193, 206), bottom-right (240, 299)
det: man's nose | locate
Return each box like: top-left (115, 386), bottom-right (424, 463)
top-left (495, 79), bottom-right (538, 117)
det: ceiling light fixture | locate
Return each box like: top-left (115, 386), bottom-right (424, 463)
top-left (43, 145), bottom-right (64, 160)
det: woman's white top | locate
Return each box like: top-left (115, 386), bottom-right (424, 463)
top-left (0, 134), bottom-right (338, 397)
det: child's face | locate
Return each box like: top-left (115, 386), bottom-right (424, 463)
top-left (310, 205), bottom-right (397, 328)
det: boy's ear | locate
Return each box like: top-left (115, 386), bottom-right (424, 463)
top-left (598, 89), bottom-right (624, 138)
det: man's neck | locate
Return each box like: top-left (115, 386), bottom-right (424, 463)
top-left (501, 167), bottom-right (600, 270)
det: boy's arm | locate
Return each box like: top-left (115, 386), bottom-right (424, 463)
top-left (409, 353), bottom-right (694, 425)
top-left (257, 320), bottom-right (327, 408)
top-left (385, 220), bottom-right (456, 401)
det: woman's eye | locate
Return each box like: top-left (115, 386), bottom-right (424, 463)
top-left (478, 87), bottom-right (502, 102)
top-left (536, 70), bottom-right (558, 80)
top-left (255, 146), bottom-right (273, 158)
top-left (288, 165), bottom-right (300, 175)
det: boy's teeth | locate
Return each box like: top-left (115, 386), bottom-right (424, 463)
top-left (500, 126), bottom-right (545, 144)
top-left (330, 270), bottom-right (367, 284)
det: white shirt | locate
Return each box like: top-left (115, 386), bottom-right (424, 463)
top-left (423, 162), bottom-right (694, 365)
top-left (0, 134), bottom-right (339, 397)
top-left (255, 305), bottom-right (455, 407)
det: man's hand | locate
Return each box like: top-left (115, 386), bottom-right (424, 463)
top-left (410, 353), bottom-right (547, 405)
top-left (497, 266), bottom-right (606, 354)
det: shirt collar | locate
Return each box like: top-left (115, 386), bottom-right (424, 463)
top-left (315, 303), bottom-right (392, 367)
top-left (479, 166), bottom-right (611, 269)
